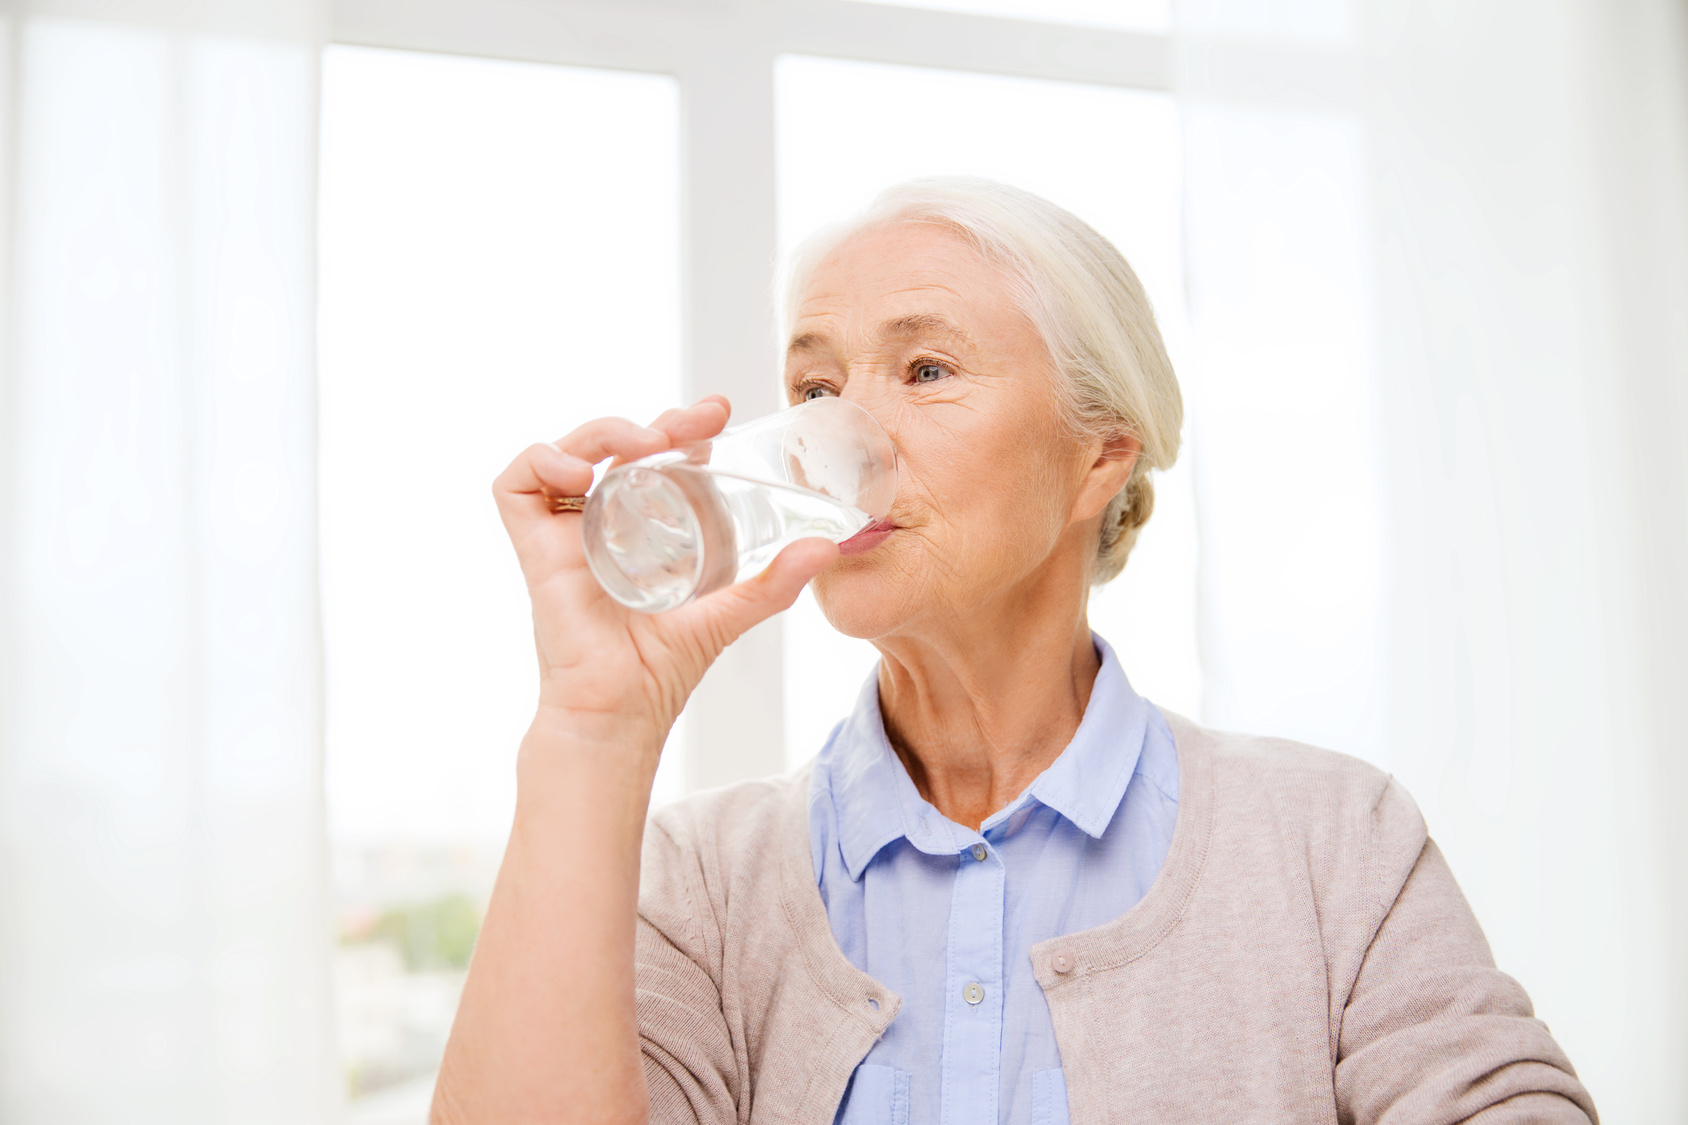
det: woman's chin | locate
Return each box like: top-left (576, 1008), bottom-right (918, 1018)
top-left (810, 555), bottom-right (914, 640)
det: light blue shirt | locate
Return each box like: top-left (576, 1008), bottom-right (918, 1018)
top-left (808, 635), bottom-right (1179, 1125)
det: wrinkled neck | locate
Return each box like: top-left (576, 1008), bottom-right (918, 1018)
top-left (873, 585), bottom-right (1099, 832)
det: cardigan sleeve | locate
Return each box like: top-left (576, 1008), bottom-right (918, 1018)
top-left (1333, 798), bottom-right (1597, 1124)
top-left (634, 817), bottom-right (740, 1125)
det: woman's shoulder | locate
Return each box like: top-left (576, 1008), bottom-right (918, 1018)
top-left (638, 767), bottom-right (810, 936)
top-left (645, 766), bottom-right (809, 858)
top-left (1168, 711), bottom-right (1411, 814)
top-left (1162, 711), bottom-right (1429, 888)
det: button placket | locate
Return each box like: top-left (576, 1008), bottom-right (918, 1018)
top-left (940, 831), bottom-right (1005, 1124)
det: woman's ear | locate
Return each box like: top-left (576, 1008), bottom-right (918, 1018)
top-left (1070, 430), bottom-right (1142, 523)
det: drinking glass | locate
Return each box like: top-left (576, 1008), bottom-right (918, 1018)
top-left (581, 397), bottom-right (897, 613)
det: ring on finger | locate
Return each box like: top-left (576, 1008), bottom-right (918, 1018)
top-left (546, 494), bottom-right (588, 514)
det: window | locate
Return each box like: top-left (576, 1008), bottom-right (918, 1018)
top-left (845, 0), bottom-right (1170, 33)
top-left (307, 2), bottom-right (1617, 1118)
top-left (1180, 102), bottom-right (1385, 763)
top-left (316, 26), bottom-right (1384, 1112)
top-left (318, 45), bottom-right (683, 1109)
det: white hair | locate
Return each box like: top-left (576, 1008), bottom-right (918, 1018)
top-left (780, 176), bottom-right (1183, 584)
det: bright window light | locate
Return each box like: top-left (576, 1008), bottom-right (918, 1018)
top-left (1177, 0), bottom-right (1356, 45)
top-left (775, 55), bottom-right (1198, 769)
top-left (847, 0), bottom-right (1170, 34)
top-left (317, 45), bottom-right (681, 1110)
top-left (1181, 103), bottom-right (1385, 765)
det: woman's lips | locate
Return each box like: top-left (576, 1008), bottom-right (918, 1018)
top-left (838, 519), bottom-right (897, 557)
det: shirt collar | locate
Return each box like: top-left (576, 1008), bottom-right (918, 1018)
top-left (819, 633), bottom-right (1151, 881)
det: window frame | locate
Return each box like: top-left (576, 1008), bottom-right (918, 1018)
top-left (323, 0), bottom-right (1344, 788)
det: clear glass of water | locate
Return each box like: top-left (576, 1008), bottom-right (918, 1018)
top-left (581, 397), bottom-right (898, 613)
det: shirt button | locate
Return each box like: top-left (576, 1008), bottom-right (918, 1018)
top-left (963, 982), bottom-right (985, 1005)
top-left (970, 843), bottom-right (987, 861)
top-left (1051, 952), bottom-right (1074, 974)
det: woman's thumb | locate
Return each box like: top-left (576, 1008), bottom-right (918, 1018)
top-left (680, 538), bottom-right (839, 652)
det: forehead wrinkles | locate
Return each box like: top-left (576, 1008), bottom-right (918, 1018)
top-left (789, 279), bottom-right (994, 357)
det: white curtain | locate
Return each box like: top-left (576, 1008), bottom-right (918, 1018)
top-left (1175, 0), bottom-right (1688, 1115)
top-left (1354, 7), bottom-right (1686, 1117)
top-left (0, 2), bottom-right (336, 1121)
top-left (1358, 5), bottom-right (1688, 1116)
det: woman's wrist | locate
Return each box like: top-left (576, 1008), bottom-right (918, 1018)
top-left (515, 707), bottom-right (666, 813)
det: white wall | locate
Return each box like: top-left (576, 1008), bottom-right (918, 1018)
top-left (1359, 0), bottom-right (1688, 1113)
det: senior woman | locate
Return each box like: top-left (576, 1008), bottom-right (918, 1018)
top-left (434, 179), bottom-right (1594, 1124)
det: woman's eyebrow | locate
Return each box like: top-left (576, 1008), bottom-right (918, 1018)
top-left (877, 313), bottom-right (973, 348)
top-left (785, 331), bottom-right (831, 359)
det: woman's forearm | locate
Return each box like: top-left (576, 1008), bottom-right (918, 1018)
top-left (440, 399), bottom-right (831, 1121)
top-left (433, 712), bottom-right (662, 1125)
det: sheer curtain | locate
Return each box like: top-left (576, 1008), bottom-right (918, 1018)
top-left (1175, 0), bottom-right (1688, 1115)
top-left (0, 2), bottom-right (336, 1120)
top-left (1361, 5), bottom-right (1688, 1115)
top-left (1358, 2), bottom-right (1688, 1112)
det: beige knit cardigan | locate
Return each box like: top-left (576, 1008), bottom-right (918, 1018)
top-left (634, 713), bottom-right (1597, 1124)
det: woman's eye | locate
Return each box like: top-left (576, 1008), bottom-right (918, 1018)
top-left (914, 362), bottom-right (947, 384)
top-left (802, 384), bottom-right (834, 401)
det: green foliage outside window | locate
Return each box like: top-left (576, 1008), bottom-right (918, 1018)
top-left (354, 893), bottom-right (482, 971)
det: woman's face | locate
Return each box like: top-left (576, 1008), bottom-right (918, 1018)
top-left (785, 221), bottom-right (1134, 641)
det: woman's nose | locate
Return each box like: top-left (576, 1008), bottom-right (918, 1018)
top-left (835, 383), bottom-right (901, 449)
top-left (834, 367), bottom-right (892, 414)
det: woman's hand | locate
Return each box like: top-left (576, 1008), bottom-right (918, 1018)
top-left (493, 394), bottom-right (839, 765)
top-left (435, 397), bottom-right (836, 1125)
